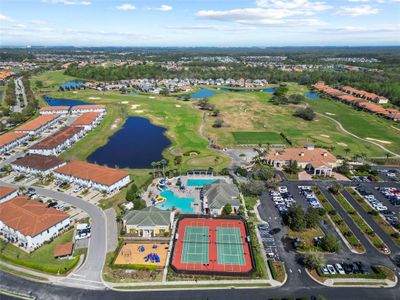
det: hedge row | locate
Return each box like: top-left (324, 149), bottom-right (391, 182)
top-left (0, 253), bottom-right (80, 275)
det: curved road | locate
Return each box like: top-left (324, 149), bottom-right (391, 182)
top-left (0, 180), bottom-right (107, 289)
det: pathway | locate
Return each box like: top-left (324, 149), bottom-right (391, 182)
top-left (316, 112), bottom-right (400, 157)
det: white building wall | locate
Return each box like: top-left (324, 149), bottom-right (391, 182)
top-left (0, 190), bottom-right (18, 204)
top-left (0, 135), bottom-right (29, 154)
top-left (40, 110), bottom-right (69, 115)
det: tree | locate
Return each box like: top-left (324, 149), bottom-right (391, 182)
top-left (235, 167), bottom-right (248, 177)
top-left (274, 85), bottom-right (289, 97)
top-left (303, 253), bottom-right (326, 270)
top-left (270, 95), bottom-right (288, 105)
top-left (335, 160), bottom-right (350, 175)
top-left (283, 160), bottom-right (300, 174)
top-left (293, 107), bottom-right (316, 121)
top-left (240, 180), bottom-right (266, 197)
top-left (288, 94), bottom-right (305, 104)
top-left (305, 207), bottom-right (321, 228)
top-left (320, 233), bottom-right (341, 252)
top-left (222, 203), bottom-right (233, 215)
top-left (286, 204), bottom-right (306, 231)
top-left (344, 148), bottom-right (351, 158)
top-left (213, 118), bottom-right (224, 128)
top-left (212, 108), bottom-right (220, 117)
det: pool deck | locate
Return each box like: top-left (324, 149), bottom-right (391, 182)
top-left (142, 175), bottom-right (231, 214)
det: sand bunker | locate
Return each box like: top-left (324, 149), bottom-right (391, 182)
top-left (134, 110), bottom-right (144, 113)
top-left (149, 96), bottom-right (155, 99)
top-left (325, 112), bottom-right (336, 116)
top-left (366, 137), bottom-right (392, 144)
top-left (89, 97), bottom-right (100, 100)
top-left (131, 104), bottom-right (141, 109)
top-left (120, 101), bottom-right (128, 104)
top-left (72, 91), bottom-right (78, 94)
top-left (175, 105), bottom-right (181, 108)
top-left (320, 134), bottom-right (330, 138)
top-left (337, 142), bottom-right (348, 147)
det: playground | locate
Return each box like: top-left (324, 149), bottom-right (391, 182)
top-left (114, 242), bottom-right (169, 268)
top-left (171, 217), bottom-right (254, 276)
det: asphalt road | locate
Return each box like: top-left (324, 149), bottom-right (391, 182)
top-left (0, 180), bottom-right (107, 289)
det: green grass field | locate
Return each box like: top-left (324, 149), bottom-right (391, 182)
top-left (30, 70), bottom-right (78, 90)
top-left (0, 229), bottom-right (80, 274)
top-left (232, 132), bottom-right (286, 145)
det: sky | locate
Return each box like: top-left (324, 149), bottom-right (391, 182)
top-left (0, 0), bottom-right (399, 47)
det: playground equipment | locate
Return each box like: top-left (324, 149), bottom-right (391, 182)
top-left (144, 253), bottom-right (161, 263)
top-left (138, 245), bottom-right (145, 253)
top-left (156, 195), bottom-right (166, 202)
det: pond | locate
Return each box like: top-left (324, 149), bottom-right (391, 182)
top-left (87, 116), bottom-right (171, 169)
top-left (262, 87), bottom-right (276, 93)
top-left (60, 81), bottom-right (84, 89)
top-left (191, 88), bottom-right (216, 99)
top-left (43, 96), bottom-right (89, 107)
top-left (305, 92), bottom-right (320, 99)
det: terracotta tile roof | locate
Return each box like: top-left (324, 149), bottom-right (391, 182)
top-left (358, 102), bottom-right (387, 113)
top-left (11, 154), bottom-right (65, 171)
top-left (70, 105), bottom-right (106, 111)
top-left (71, 112), bottom-right (101, 126)
top-left (0, 196), bottom-right (69, 237)
top-left (54, 161), bottom-right (129, 186)
top-left (338, 94), bottom-right (360, 103)
top-left (0, 132), bottom-right (28, 148)
top-left (54, 241), bottom-right (74, 257)
top-left (30, 127), bottom-right (84, 150)
top-left (0, 186), bottom-right (17, 199)
top-left (265, 147), bottom-right (337, 167)
top-left (15, 114), bottom-right (60, 132)
top-left (341, 86), bottom-right (387, 101)
top-left (0, 71), bottom-right (15, 80)
top-left (40, 106), bottom-right (70, 113)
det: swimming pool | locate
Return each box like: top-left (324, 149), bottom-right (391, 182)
top-left (186, 179), bottom-right (222, 187)
top-left (156, 190), bottom-right (195, 213)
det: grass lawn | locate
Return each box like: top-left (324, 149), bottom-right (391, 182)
top-left (0, 229), bottom-right (80, 274)
top-left (0, 264), bottom-right (49, 281)
top-left (268, 260), bottom-right (285, 282)
top-left (345, 188), bottom-right (400, 247)
top-left (287, 226), bottom-right (325, 252)
top-left (30, 70), bottom-right (79, 90)
top-left (203, 85), bottom-right (392, 157)
top-left (306, 97), bottom-right (400, 155)
top-left (332, 192), bottom-right (387, 252)
top-left (44, 89), bottom-right (231, 172)
top-left (313, 188), bottom-right (365, 252)
top-left (232, 131), bottom-right (286, 145)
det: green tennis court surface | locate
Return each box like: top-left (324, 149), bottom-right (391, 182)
top-left (181, 226), bottom-right (209, 264)
top-left (216, 228), bottom-right (245, 265)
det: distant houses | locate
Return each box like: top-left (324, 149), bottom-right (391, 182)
top-left (313, 82), bottom-right (400, 122)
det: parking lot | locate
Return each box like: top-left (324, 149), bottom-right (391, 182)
top-left (257, 223), bottom-right (279, 260)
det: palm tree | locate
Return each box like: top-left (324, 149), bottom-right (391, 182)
top-left (385, 152), bottom-right (392, 162)
top-left (160, 159), bottom-right (167, 176)
top-left (150, 162), bottom-right (157, 178)
top-left (344, 148), bottom-right (351, 158)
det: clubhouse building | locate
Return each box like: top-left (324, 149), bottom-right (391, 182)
top-left (0, 195), bottom-right (71, 251)
top-left (0, 132), bottom-right (29, 154)
top-left (11, 154), bottom-right (66, 177)
top-left (28, 126), bottom-right (85, 156)
top-left (53, 161), bottom-right (130, 193)
top-left (264, 145), bottom-right (338, 176)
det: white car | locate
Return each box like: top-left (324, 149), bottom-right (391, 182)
top-left (327, 264), bottom-right (337, 275)
top-left (75, 232), bottom-right (91, 240)
top-left (279, 186), bottom-right (288, 193)
top-left (335, 263), bottom-right (346, 275)
top-left (273, 197), bottom-right (283, 202)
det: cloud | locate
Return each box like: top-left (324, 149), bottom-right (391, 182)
top-left (115, 3), bottom-right (136, 11)
top-left (31, 20), bottom-right (48, 25)
top-left (157, 5), bottom-right (173, 11)
top-left (321, 23), bottom-right (400, 34)
top-left (196, 0), bottom-right (331, 27)
top-left (0, 14), bottom-right (14, 22)
top-left (336, 5), bottom-right (380, 16)
top-left (41, 0), bottom-right (91, 5)
top-left (167, 25), bottom-right (255, 32)
top-left (14, 24), bottom-right (27, 29)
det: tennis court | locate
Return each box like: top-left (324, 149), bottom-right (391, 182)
top-left (171, 217), bottom-right (254, 276)
top-left (181, 226), bottom-right (209, 264)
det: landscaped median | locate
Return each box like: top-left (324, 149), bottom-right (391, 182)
top-left (307, 265), bottom-right (397, 288)
top-left (346, 188), bottom-right (400, 247)
top-left (330, 191), bottom-right (390, 254)
top-left (268, 260), bottom-right (286, 283)
top-left (313, 188), bottom-right (365, 253)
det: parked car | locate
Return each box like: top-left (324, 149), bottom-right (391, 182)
top-left (335, 263), bottom-right (346, 275)
top-left (326, 265), bottom-right (337, 275)
top-left (320, 266), bottom-right (329, 275)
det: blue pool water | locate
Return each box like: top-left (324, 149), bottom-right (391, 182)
top-left (126, 91), bottom-right (139, 95)
top-left (186, 179), bottom-right (221, 187)
top-left (43, 96), bottom-right (89, 107)
top-left (305, 92), bottom-right (320, 99)
top-left (60, 81), bottom-right (84, 89)
top-left (262, 87), bottom-right (276, 93)
top-left (191, 88), bottom-right (216, 99)
top-left (87, 116), bottom-right (171, 168)
top-left (156, 190), bottom-right (195, 213)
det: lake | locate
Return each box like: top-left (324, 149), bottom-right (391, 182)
top-left (43, 96), bottom-right (89, 107)
top-left (191, 88), bottom-right (216, 99)
top-left (305, 92), bottom-right (320, 99)
top-left (87, 116), bottom-right (171, 169)
top-left (262, 87), bottom-right (276, 93)
top-left (60, 81), bottom-right (84, 89)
